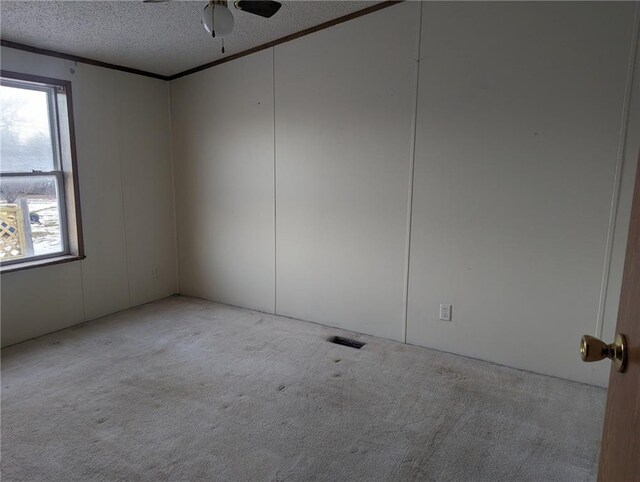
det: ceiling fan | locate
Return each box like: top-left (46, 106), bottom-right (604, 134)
top-left (144, 0), bottom-right (282, 52)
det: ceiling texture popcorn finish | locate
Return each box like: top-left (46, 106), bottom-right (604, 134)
top-left (0, 0), bottom-right (377, 77)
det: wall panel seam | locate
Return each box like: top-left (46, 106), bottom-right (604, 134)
top-left (273, 47), bottom-right (278, 315)
top-left (167, 82), bottom-right (181, 295)
top-left (402, 0), bottom-right (423, 344)
top-left (113, 72), bottom-right (133, 308)
top-left (595, 3), bottom-right (640, 338)
top-left (79, 261), bottom-right (88, 322)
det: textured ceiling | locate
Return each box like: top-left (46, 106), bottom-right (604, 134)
top-left (0, 0), bottom-right (377, 77)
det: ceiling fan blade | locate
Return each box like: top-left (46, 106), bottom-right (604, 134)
top-left (234, 1), bottom-right (282, 18)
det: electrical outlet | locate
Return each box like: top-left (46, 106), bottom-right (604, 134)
top-left (439, 304), bottom-right (452, 321)
top-left (152, 266), bottom-right (160, 279)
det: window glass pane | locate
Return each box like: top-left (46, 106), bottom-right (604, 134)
top-left (0, 85), bottom-right (55, 172)
top-left (0, 175), bottom-right (63, 261)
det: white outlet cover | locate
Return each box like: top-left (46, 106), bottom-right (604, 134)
top-left (439, 304), bottom-right (452, 321)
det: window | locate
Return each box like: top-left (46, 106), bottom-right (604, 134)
top-left (0, 71), bottom-right (83, 270)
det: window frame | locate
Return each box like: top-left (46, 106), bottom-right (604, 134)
top-left (0, 70), bottom-right (84, 273)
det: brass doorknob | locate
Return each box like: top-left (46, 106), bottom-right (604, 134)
top-left (580, 333), bottom-right (627, 373)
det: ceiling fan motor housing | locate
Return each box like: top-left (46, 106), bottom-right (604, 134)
top-left (202, 0), bottom-right (234, 38)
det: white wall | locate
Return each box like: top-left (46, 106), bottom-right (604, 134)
top-left (170, 2), bottom-right (639, 386)
top-left (5, 2), bottom-right (634, 386)
top-left (170, 50), bottom-right (275, 313)
top-left (0, 47), bottom-right (178, 347)
top-left (407, 1), bottom-right (639, 385)
top-left (274, 2), bottom-right (419, 340)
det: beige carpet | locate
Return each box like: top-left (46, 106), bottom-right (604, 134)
top-left (1, 296), bottom-right (605, 481)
